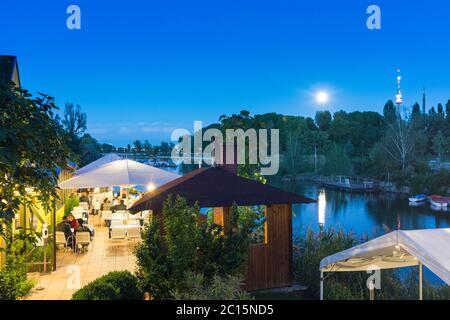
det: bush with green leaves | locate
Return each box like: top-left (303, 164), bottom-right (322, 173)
top-left (171, 272), bottom-right (251, 300)
top-left (0, 222), bottom-right (36, 300)
top-left (135, 195), bottom-right (259, 299)
top-left (71, 271), bottom-right (143, 300)
top-left (64, 194), bottom-right (80, 216)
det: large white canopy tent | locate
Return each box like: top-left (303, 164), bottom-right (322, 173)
top-left (75, 153), bottom-right (122, 176)
top-left (59, 159), bottom-right (180, 208)
top-left (319, 228), bottom-right (450, 300)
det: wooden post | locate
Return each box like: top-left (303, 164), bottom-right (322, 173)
top-left (213, 207), bottom-right (231, 234)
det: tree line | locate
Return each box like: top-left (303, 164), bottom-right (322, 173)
top-left (210, 102), bottom-right (450, 193)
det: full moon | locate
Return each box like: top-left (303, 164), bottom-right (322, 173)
top-left (315, 91), bottom-right (329, 104)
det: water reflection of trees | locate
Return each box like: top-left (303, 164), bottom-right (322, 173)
top-left (272, 181), bottom-right (450, 237)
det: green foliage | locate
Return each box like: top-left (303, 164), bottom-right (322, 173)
top-left (0, 221), bottom-right (36, 300)
top-left (293, 227), bottom-right (359, 298)
top-left (71, 271), bottom-right (143, 300)
top-left (315, 111), bottom-right (332, 130)
top-left (135, 195), bottom-right (258, 299)
top-left (58, 103), bottom-right (101, 167)
top-left (383, 99), bottom-right (396, 123)
top-left (171, 272), bottom-right (251, 300)
top-left (0, 81), bottom-right (71, 220)
top-left (324, 144), bottom-right (353, 176)
top-left (432, 131), bottom-right (450, 159)
top-left (64, 193), bottom-right (79, 216)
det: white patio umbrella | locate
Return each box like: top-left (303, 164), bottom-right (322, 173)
top-left (75, 153), bottom-right (122, 175)
top-left (59, 159), bottom-right (179, 208)
top-left (319, 228), bottom-right (450, 300)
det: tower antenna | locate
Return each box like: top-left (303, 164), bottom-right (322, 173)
top-left (395, 68), bottom-right (403, 114)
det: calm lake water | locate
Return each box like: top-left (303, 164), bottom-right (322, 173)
top-left (272, 179), bottom-right (450, 284)
top-left (271, 180), bottom-right (450, 238)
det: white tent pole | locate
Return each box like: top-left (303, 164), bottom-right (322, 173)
top-left (320, 271), bottom-right (324, 300)
top-left (419, 262), bottom-right (423, 300)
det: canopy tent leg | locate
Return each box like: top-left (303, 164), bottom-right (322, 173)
top-left (320, 271), bottom-right (324, 300)
top-left (419, 262), bottom-right (423, 300)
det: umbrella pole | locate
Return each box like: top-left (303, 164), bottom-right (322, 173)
top-left (320, 271), bottom-right (324, 300)
top-left (419, 262), bottom-right (423, 300)
top-left (126, 187), bottom-right (129, 210)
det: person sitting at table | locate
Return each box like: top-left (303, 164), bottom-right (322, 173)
top-left (67, 213), bottom-right (80, 230)
top-left (101, 198), bottom-right (112, 211)
top-left (76, 218), bottom-right (95, 239)
top-left (79, 192), bottom-right (89, 204)
top-left (56, 216), bottom-right (74, 248)
top-left (112, 199), bottom-right (127, 212)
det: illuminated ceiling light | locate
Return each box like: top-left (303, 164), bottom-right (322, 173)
top-left (147, 183), bottom-right (156, 192)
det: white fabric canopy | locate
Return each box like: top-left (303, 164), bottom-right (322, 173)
top-left (75, 153), bottom-right (122, 175)
top-left (320, 228), bottom-right (450, 286)
top-left (59, 159), bottom-right (179, 189)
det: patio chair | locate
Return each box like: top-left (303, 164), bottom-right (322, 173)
top-left (56, 231), bottom-right (69, 251)
top-left (127, 227), bottom-right (141, 241)
top-left (111, 212), bottom-right (124, 220)
top-left (101, 210), bottom-right (112, 227)
top-left (110, 220), bottom-right (122, 227)
top-left (75, 232), bottom-right (91, 254)
top-left (110, 228), bottom-right (126, 247)
top-left (128, 219), bottom-right (141, 226)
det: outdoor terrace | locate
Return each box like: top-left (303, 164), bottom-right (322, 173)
top-left (25, 215), bottom-right (138, 300)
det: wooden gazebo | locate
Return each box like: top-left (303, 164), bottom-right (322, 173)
top-left (129, 165), bottom-right (315, 291)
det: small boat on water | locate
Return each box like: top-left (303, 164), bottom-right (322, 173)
top-left (408, 194), bottom-right (427, 203)
top-left (428, 195), bottom-right (449, 209)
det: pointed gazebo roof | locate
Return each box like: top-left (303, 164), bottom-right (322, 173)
top-left (128, 166), bottom-right (315, 213)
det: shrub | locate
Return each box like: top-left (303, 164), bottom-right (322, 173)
top-left (71, 271), bottom-right (143, 300)
top-left (0, 251), bottom-right (34, 300)
top-left (171, 272), bottom-right (252, 300)
top-left (293, 227), bottom-right (359, 299)
top-left (135, 195), bottom-right (259, 299)
top-left (0, 222), bottom-right (35, 300)
top-left (64, 194), bottom-right (79, 216)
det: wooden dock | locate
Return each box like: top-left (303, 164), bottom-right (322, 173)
top-left (320, 176), bottom-right (380, 193)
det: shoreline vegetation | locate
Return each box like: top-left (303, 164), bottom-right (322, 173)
top-left (281, 174), bottom-right (430, 195)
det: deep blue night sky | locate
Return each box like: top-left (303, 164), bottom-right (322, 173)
top-left (2, 0), bottom-right (450, 145)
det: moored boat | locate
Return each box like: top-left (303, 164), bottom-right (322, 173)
top-left (428, 195), bottom-right (449, 208)
top-left (408, 194), bottom-right (427, 203)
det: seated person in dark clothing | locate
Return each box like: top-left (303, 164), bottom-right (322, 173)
top-left (79, 192), bottom-right (89, 203)
top-left (112, 199), bottom-right (127, 212)
top-left (56, 216), bottom-right (74, 248)
top-left (76, 218), bottom-right (95, 239)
